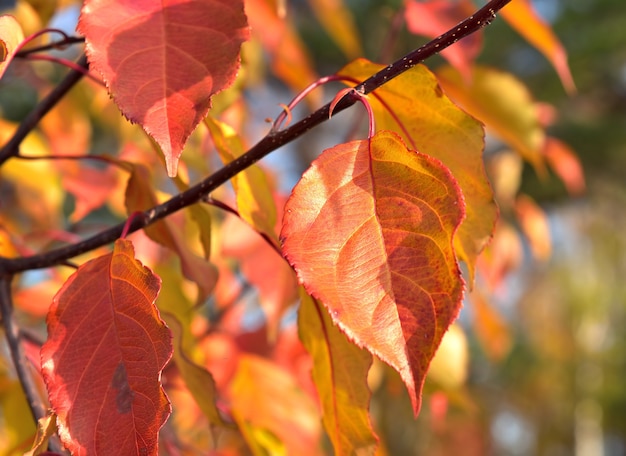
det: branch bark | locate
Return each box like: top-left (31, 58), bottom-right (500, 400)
top-left (0, 0), bottom-right (511, 275)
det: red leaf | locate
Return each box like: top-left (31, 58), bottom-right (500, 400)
top-left (41, 239), bottom-right (172, 456)
top-left (404, 0), bottom-right (482, 81)
top-left (78, 0), bottom-right (250, 177)
top-left (281, 131), bottom-right (466, 414)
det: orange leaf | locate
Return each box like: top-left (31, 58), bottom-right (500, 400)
top-left (78, 0), bottom-right (250, 177)
top-left (298, 291), bottom-right (378, 455)
top-left (436, 65), bottom-right (546, 172)
top-left (338, 59), bottom-right (496, 282)
top-left (229, 354), bottom-right (323, 456)
top-left (281, 130), bottom-right (466, 415)
top-left (501, 0), bottom-right (576, 94)
top-left (0, 15), bottom-right (24, 80)
top-left (404, 0), bottom-right (482, 81)
top-left (41, 239), bottom-right (172, 456)
top-left (543, 137), bottom-right (585, 196)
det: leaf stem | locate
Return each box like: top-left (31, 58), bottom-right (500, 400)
top-left (0, 54), bottom-right (89, 167)
top-left (0, 0), bottom-right (511, 274)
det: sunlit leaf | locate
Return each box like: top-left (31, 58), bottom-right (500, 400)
top-left (298, 291), bottom-right (378, 456)
top-left (281, 130), bottom-right (466, 414)
top-left (205, 116), bottom-right (278, 243)
top-left (0, 15), bottom-right (24, 80)
top-left (404, 0), bottom-right (481, 81)
top-left (230, 354), bottom-right (323, 456)
top-left (338, 59), bottom-right (496, 281)
top-left (78, 0), bottom-right (250, 176)
top-left (24, 413), bottom-right (57, 456)
top-left (501, 0), bottom-right (576, 94)
top-left (436, 64), bottom-right (546, 172)
top-left (41, 239), bottom-right (172, 456)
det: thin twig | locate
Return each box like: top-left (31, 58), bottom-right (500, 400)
top-left (0, 275), bottom-right (46, 422)
top-left (0, 0), bottom-right (511, 274)
top-left (0, 54), bottom-right (90, 166)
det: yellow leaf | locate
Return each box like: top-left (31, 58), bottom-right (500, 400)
top-left (436, 64), bottom-right (546, 173)
top-left (24, 413), bottom-right (57, 456)
top-left (205, 116), bottom-right (278, 244)
top-left (298, 290), bottom-right (378, 456)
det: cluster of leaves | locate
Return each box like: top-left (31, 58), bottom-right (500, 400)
top-left (0, 0), bottom-right (583, 454)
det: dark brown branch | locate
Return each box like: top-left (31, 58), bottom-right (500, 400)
top-left (0, 275), bottom-right (47, 422)
top-left (0, 54), bottom-right (89, 167)
top-left (0, 0), bottom-right (511, 274)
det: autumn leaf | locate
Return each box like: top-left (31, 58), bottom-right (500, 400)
top-left (404, 0), bottom-right (482, 81)
top-left (0, 15), bottom-right (24, 80)
top-left (298, 291), bottom-right (378, 456)
top-left (281, 130), bottom-right (466, 414)
top-left (501, 0), bottom-right (575, 94)
top-left (78, 0), bottom-right (250, 177)
top-left (41, 239), bottom-right (172, 456)
top-left (338, 59), bottom-right (496, 281)
top-left (436, 64), bottom-right (546, 172)
top-left (205, 116), bottom-right (278, 243)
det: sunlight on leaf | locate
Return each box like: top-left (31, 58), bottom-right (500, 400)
top-left (78, 0), bottom-right (250, 176)
top-left (41, 239), bottom-right (172, 456)
top-left (338, 59), bottom-right (496, 282)
top-left (298, 290), bottom-right (378, 456)
top-left (281, 130), bottom-right (466, 414)
top-left (501, 0), bottom-right (576, 94)
top-left (543, 137), bottom-right (585, 196)
top-left (205, 116), bottom-right (278, 243)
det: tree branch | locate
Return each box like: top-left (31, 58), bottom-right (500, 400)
top-left (0, 0), bottom-right (511, 274)
top-left (0, 275), bottom-right (47, 422)
top-left (0, 54), bottom-right (89, 167)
